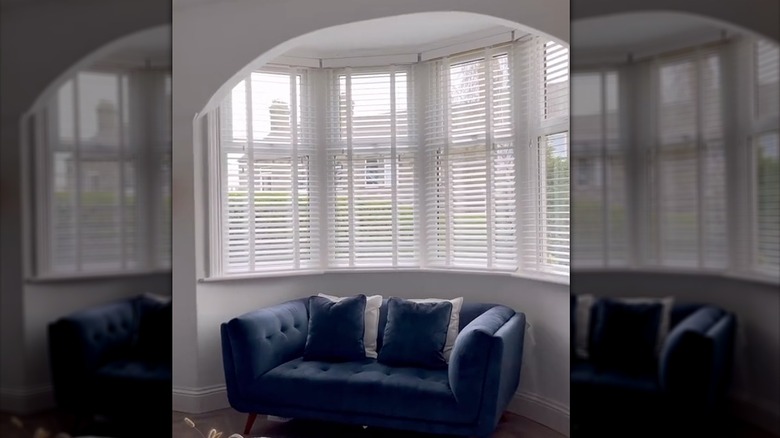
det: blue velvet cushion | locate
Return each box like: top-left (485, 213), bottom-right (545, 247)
top-left (378, 297), bottom-right (452, 369)
top-left (304, 294), bottom-right (366, 362)
top-left (590, 298), bottom-right (662, 373)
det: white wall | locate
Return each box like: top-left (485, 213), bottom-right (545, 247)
top-left (0, 0), bottom-right (170, 414)
top-left (571, 0), bottom-right (778, 42)
top-left (573, 271), bottom-right (780, 434)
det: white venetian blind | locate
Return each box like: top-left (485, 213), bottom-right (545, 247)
top-left (521, 40), bottom-right (570, 275)
top-left (327, 67), bottom-right (416, 267)
top-left (571, 70), bottom-right (627, 268)
top-left (543, 41), bottom-right (569, 122)
top-left (652, 49), bottom-right (727, 269)
top-left (37, 70), bottom-right (170, 276)
top-left (755, 39), bottom-right (780, 119)
top-left (425, 47), bottom-right (517, 270)
top-left (218, 67), bottom-right (316, 274)
top-left (754, 131), bottom-right (780, 276)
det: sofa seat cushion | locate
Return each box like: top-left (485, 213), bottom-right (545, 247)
top-left (572, 361), bottom-right (662, 412)
top-left (92, 360), bottom-right (171, 413)
top-left (251, 358), bottom-right (473, 423)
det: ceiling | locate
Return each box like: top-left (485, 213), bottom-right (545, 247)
top-left (572, 12), bottom-right (734, 61)
top-left (286, 12), bottom-right (517, 58)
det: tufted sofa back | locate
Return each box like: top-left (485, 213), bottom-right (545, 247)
top-left (49, 297), bottom-right (138, 411)
top-left (221, 297), bottom-right (505, 409)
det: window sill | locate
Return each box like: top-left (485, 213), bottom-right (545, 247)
top-left (27, 268), bottom-right (171, 283)
top-left (200, 266), bottom-right (570, 285)
top-left (571, 266), bottom-right (779, 286)
top-left (199, 269), bottom-right (325, 282)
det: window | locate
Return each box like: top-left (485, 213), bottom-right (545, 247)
top-left (426, 49), bottom-right (518, 270)
top-left (755, 39), bottom-right (779, 120)
top-left (37, 70), bottom-right (170, 276)
top-left (753, 132), bottom-right (779, 276)
top-left (649, 50), bottom-right (727, 269)
top-left (751, 39), bottom-right (780, 279)
top-left (217, 68), bottom-right (315, 274)
top-left (526, 41), bottom-right (571, 274)
top-left (210, 37), bottom-right (570, 279)
top-left (571, 71), bottom-right (627, 268)
top-left (569, 37), bottom-right (779, 283)
top-left (328, 68), bottom-right (415, 268)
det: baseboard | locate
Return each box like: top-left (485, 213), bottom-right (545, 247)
top-left (172, 385), bottom-right (229, 414)
top-left (508, 391), bottom-right (570, 437)
top-left (731, 394), bottom-right (780, 436)
top-left (0, 385), bottom-right (55, 414)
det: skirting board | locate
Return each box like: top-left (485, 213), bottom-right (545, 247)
top-left (172, 385), bottom-right (229, 414)
top-left (0, 385), bottom-right (55, 414)
top-left (730, 394), bottom-right (780, 436)
top-left (508, 391), bottom-right (570, 437)
top-left (173, 385), bottom-right (570, 435)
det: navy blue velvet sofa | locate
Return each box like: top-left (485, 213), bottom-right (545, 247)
top-left (571, 297), bottom-right (736, 436)
top-left (48, 294), bottom-right (171, 434)
top-left (221, 297), bottom-right (526, 437)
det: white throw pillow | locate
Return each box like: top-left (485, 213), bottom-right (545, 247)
top-left (317, 293), bottom-right (383, 358)
top-left (409, 297), bottom-right (463, 362)
top-left (574, 294), bottom-right (595, 360)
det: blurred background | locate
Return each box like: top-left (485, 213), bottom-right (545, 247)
top-left (0, 0), bottom-right (171, 436)
top-left (570, 2), bottom-right (779, 437)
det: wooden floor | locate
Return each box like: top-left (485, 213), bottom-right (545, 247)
top-left (3, 409), bottom-right (777, 438)
top-left (172, 409), bottom-right (566, 438)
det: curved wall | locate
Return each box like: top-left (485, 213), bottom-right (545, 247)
top-left (571, 0), bottom-right (779, 42)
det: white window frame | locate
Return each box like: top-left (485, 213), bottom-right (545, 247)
top-left (31, 68), bottom-right (171, 279)
top-left (206, 37), bottom-right (571, 282)
top-left (570, 36), bottom-right (779, 285)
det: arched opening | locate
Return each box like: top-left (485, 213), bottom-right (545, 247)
top-left (176, 8), bottom-right (572, 435)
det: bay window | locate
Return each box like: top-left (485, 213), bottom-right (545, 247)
top-left (208, 36), bottom-right (570, 279)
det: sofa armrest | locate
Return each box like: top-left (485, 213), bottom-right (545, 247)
top-left (448, 306), bottom-right (524, 434)
top-left (221, 298), bottom-right (309, 403)
top-left (48, 299), bottom-right (137, 411)
top-left (659, 306), bottom-right (736, 410)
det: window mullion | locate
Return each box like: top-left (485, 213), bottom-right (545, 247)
top-left (290, 69), bottom-right (300, 269)
top-left (244, 78), bottom-right (256, 272)
top-left (118, 73), bottom-right (127, 270)
top-left (36, 110), bottom-right (51, 276)
top-left (73, 75), bottom-right (83, 272)
top-left (346, 69), bottom-right (355, 267)
top-left (390, 67), bottom-right (398, 267)
top-left (695, 51), bottom-right (705, 269)
top-left (513, 41), bottom-right (526, 272)
top-left (443, 59), bottom-right (452, 267)
top-left (484, 50), bottom-right (494, 269)
top-left (600, 71), bottom-right (609, 267)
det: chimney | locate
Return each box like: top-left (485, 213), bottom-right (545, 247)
top-left (96, 100), bottom-right (118, 136)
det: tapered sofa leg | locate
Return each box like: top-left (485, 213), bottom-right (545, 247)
top-left (244, 413), bottom-right (258, 434)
